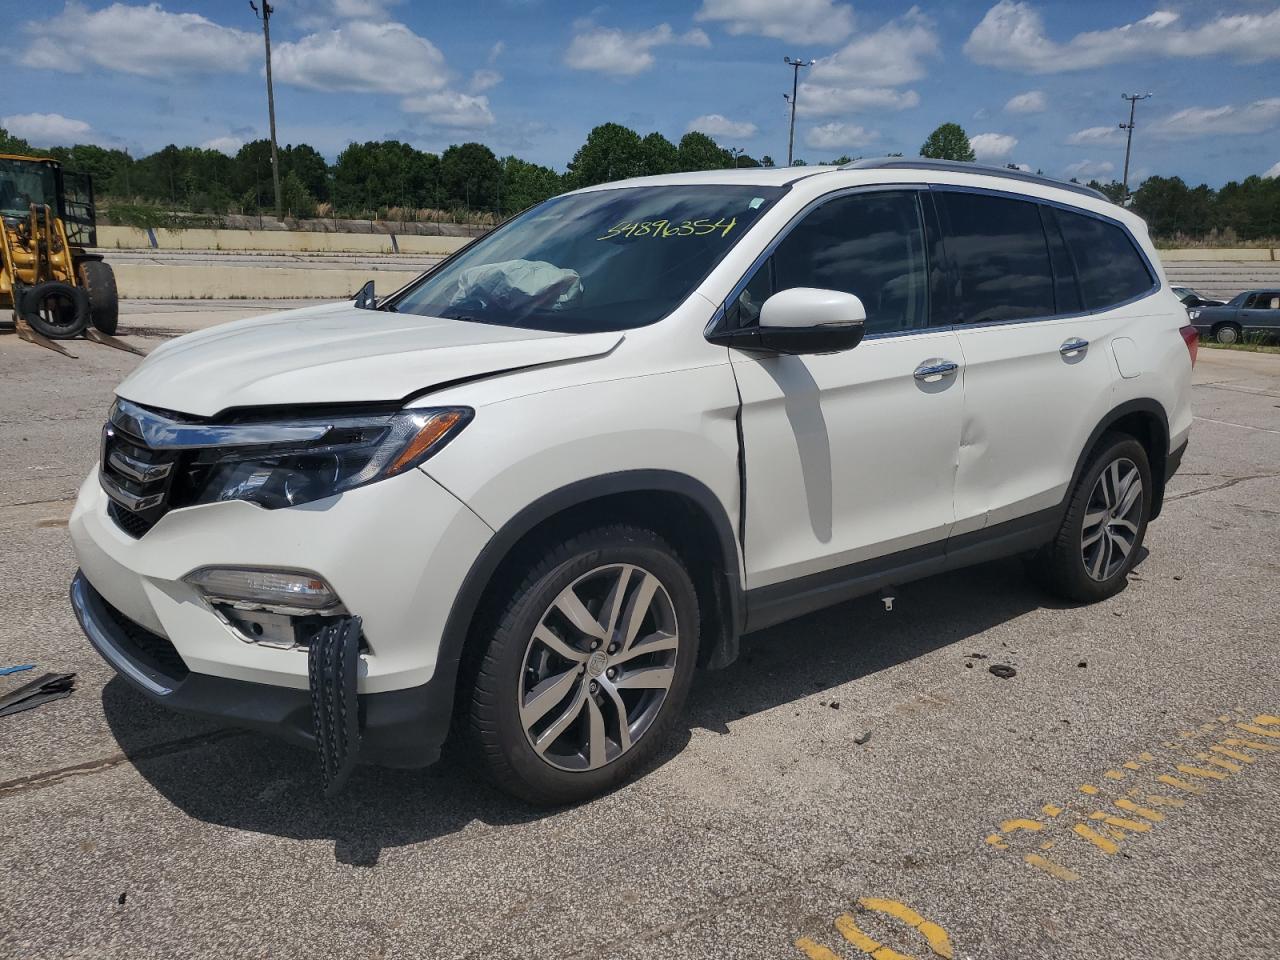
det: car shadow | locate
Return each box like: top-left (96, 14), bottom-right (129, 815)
top-left (103, 554), bottom-right (1135, 866)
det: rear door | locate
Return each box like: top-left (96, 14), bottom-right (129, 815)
top-left (727, 188), bottom-right (965, 594)
top-left (1240, 292), bottom-right (1280, 333)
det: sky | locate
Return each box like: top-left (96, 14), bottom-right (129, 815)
top-left (2, 0), bottom-right (1278, 186)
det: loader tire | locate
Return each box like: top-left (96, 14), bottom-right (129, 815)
top-left (19, 282), bottom-right (90, 340)
top-left (78, 260), bottom-right (119, 335)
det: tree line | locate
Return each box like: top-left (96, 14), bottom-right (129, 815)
top-left (1, 120), bottom-right (1276, 240)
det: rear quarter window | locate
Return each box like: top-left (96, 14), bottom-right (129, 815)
top-left (1055, 208), bottom-right (1154, 310)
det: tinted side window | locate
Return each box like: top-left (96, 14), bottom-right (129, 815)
top-left (937, 191), bottom-right (1054, 323)
top-left (1039, 205), bottom-right (1083, 315)
top-left (764, 191), bottom-right (930, 335)
top-left (1055, 209), bottom-right (1154, 309)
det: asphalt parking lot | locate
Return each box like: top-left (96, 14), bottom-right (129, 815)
top-left (1, 303), bottom-right (1278, 960)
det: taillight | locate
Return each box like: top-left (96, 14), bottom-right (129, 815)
top-left (1179, 324), bottom-right (1198, 367)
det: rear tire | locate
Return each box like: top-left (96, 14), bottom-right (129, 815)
top-left (1213, 323), bottom-right (1241, 345)
top-left (465, 524), bottom-right (699, 805)
top-left (1030, 433), bottom-right (1151, 603)
top-left (78, 260), bottom-right (119, 335)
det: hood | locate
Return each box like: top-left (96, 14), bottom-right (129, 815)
top-left (116, 302), bottom-right (623, 417)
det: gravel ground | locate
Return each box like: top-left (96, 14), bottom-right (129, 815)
top-left (0, 304), bottom-right (1277, 960)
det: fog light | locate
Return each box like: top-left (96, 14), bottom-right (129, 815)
top-left (184, 567), bottom-right (340, 611)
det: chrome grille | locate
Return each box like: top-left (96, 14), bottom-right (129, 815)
top-left (100, 410), bottom-right (182, 538)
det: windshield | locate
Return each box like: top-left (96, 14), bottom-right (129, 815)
top-left (0, 159), bottom-right (57, 219)
top-left (390, 184), bottom-right (785, 332)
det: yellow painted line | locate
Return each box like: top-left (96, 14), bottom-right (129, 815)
top-left (796, 936), bottom-right (843, 960)
top-left (834, 915), bottom-right (887, 956)
top-left (1253, 715), bottom-right (1280, 726)
top-left (1176, 763), bottom-right (1229, 781)
top-left (1179, 731), bottom-right (1196, 739)
top-left (1236, 723), bottom-right (1280, 739)
top-left (1024, 853), bottom-right (1080, 882)
top-left (1073, 823), bottom-right (1120, 854)
top-left (985, 834), bottom-right (1009, 850)
top-left (1210, 745), bottom-right (1256, 763)
top-left (1079, 784), bottom-right (1100, 795)
top-left (999, 818), bottom-right (1043, 834)
top-left (856, 899), bottom-right (955, 960)
top-left (1040, 840), bottom-right (1055, 850)
top-left (1139, 752), bottom-right (1156, 762)
top-left (1194, 753), bottom-right (1243, 772)
top-left (1114, 798), bottom-right (1164, 822)
top-left (1156, 775), bottom-right (1205, 793)
top-left (1222, 737), bottom-right (1280, 753)
top-left (1123, 761), bottom-right (1142, 770)
top-left (1089, 812), bottom-right (1151, 832)
top-left (1218, 715), bottom-right (1231, 723)
top-left (1104, 770), bottom-right (1126, 780)
top-left (1042, 804), bottom-right (1064, 817)
top-left (1137, 793), bottom-right (1187, 808)
top-left (1200, 722), bottom-right (1219, 732)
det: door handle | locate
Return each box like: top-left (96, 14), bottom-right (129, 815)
top-left (913, 359), bottom-right (959, 383)
top-left (1060, 337), bottom-right (1089, 358)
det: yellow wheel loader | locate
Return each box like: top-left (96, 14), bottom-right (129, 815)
top-left (0, 154), bottom-right (140, 357)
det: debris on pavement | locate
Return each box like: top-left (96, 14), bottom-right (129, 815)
top-left (1078, 661), bottom-right (1088, 668)
top-left (989, 664), bottom-right (1017, 679)
top-left (0, 672), bottom-right (76, 717)
top-left (0, 664), bottom-right (35, 676)
top-left (854, 731), bottom-right (872, 745)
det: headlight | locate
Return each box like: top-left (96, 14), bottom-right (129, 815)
top-left (1188, 309), bottom-right (1201, 320)
top-left (188, 407), bottom-right (471, 509)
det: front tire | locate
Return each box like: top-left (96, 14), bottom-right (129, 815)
top-left (465, 524), bottom-right (699, 805)
top-left (78, 260), bottom-right (119, 335)
top-left (1213, 323), bottom-right (1241, 345)
top-left (1031, 433), bottom-right (1151, 603)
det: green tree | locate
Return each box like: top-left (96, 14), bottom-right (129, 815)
top-left (280, 170), bottom-right (315, 218)
top-left (498, 156), bottom-right (562, 216)
top-left (566, 123), bottom-right (646, 188)
top-left (281, 143), bottom-right (330, 202)
top-left (0, 127), bottom-right (32, 155)
top-left (439, 142), bottom-right (502, 211)
top-left (1086, 179), bottom-right (1126, 204)
top-left (640, 132), bottom-right (679, 176)
top-left (920, 123), bottom-right (975, 162)
top-left (760, 155), bottom-right (775, 168)
top-left (677, 131), bottom-right (731, 171)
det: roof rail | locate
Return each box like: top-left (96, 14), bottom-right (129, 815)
top-left (839, 157), bottom-right (1110, 202)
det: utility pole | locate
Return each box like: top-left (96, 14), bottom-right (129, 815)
top-left (1119, 92), bottom-right (1151, 202)
top-left (782, 56), bottom-right (814, 167)
top-left (250, 1), bottom-right (282, 218)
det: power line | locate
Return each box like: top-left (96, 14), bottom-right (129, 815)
top-left (1119, 92), bottom-right (1152, 203)
top-left (250, 1), bottom-right (282, 218)
top-left (782, 57), bottom-right (814, 168)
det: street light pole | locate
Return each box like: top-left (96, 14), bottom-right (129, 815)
top-left (728, 147), bottom-right (744, 169)
top-left (783, 56), bottom-right (813, 167)
top-left (250, 1), bottom-right (282, 218)
top-left (1119, 92), bottom-right (1151, 202)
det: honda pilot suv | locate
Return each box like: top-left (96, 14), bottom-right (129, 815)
top-left (70, 159), bottom-right (1195, 803)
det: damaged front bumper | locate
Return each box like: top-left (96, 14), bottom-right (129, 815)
top-left (70, 571), bottom-right (452, 770)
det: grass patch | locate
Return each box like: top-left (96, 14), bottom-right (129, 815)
top-left (1201, 339), bottom-right (1280, 355)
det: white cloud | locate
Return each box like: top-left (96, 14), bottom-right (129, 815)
top-left (1147, 98), bottom-right (1280, 139)
top-left (797, 10), bottom-right (936, 118)
top-left (22, 2), bottom-right (255, 77)
top-left (970, 132), bottom-right (1018, 161)
top-left (687, 114), bottom-right (758, 140)
top-left (565, 22), bottom-right (710, 76)
top-left (469, 69), bottom-right (502, 93)
top-left (401, 91), bottom-right (495, 129)
top-left (200, 136), bottom-right (245, 155)
top-left (274, 21), bottom-right (448, 94)
top-left (488, 41), bottom-right (505, 64)
top-left (695, 0), bottom-right (854, 44)
top-left (286, 0), bottom-right (405, 27)
top-left (1004, 90), bottom-right (1046, 113)
top-left (796, 85), bottom-right (920, 117)
top-left (1067, 125), bottom-right (1122, 145)
top-left (805, 122), bottom-right (879, 151)
top-left (1063, 159), bottom-right (1115, 180)
top-left (1, 112), bottom-right (95, 146)
top-left (1265, 161), bottom-right (1280, 180)
top-left (965, 1), bottom-right (1280, 74)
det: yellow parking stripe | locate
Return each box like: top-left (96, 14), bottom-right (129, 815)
top-left (1024, 854), bottom-right (1080, 881)
top-left (1156, 775), bottom-right (1205, 793)
top-left (1114, 798), bottom-right (1164, 822)
top-left (1176, 763), bottom-right (1229, 781)
top-left (1073, 823), bottom-right (1120, 854)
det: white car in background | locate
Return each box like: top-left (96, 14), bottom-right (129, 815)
top-left (70, 159), bottom-right (1196, 803)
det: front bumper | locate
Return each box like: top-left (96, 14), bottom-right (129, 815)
top-left (71, 571), bottom-right (450, 767)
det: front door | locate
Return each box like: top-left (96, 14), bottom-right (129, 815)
top-left (726, 189), bottom-right (964, 594)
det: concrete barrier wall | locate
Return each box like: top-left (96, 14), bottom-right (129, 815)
top-left (111, 263), bottom-right (421, 300)
top-left (1158, 248), bottom-right (1277, 262)
top-left (97, 225), bottom-right (472, 256)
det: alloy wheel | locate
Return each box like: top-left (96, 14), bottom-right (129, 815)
top-left (1081, 457), bottom-right (1143, 581)
top-left (518, 563), bottom-right (679, 772)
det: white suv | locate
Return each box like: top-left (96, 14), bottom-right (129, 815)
top-left (70, 159), bottom-right (1196, 803)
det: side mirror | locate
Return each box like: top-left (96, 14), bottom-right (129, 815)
top-left (756, 287), bottom-right (866, 354)
top-left (353, 279), bottom-right (375, 310)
